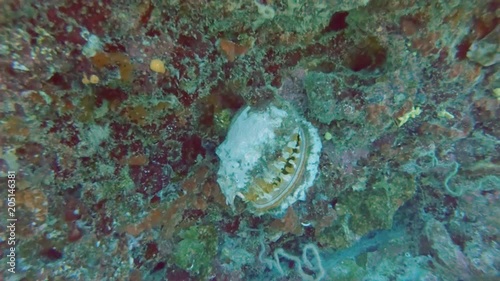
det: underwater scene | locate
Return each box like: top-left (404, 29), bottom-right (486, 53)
top-left (0, 0), bottom-right (499, 280)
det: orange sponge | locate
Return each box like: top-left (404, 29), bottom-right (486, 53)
top-left (91, 52), bottom-right (133, 82)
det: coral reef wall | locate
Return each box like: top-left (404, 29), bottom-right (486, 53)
top-left (0, 0), bottom-right (498, 280)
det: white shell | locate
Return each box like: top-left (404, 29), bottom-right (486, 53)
top-left (216, 102), bottom-right (322, 215)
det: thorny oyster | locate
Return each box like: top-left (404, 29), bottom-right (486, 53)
top-left (216, 102), bottom-right (322, 215)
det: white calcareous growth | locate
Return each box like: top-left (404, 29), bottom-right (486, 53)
top-left (216, 102), bottom-right (322, 215)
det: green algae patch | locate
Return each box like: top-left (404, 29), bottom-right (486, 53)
top-left (173, 225), bottom-right (218, 278)
top-left (318, 173), bottom-right (416, 248)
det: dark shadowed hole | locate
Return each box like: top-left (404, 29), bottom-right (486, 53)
top-left (152, 261), bottom-right (166, 273)
top-left (326, 11), bottom-right (349, 32)
top-left (455, 39), bottom-right (471, 60)
top-left (40, 248), bottom-right (63, 260)
top-left (345, 37), bottom-right (387, 71)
